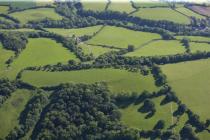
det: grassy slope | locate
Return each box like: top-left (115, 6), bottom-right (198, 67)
top-left (190, 42), bottom-right (210, 53)
top-left (176, 7), bottom-right (205, 19)
top-left (132, 8), bottom-right (190, 24)
top-left (132, 1), bottom-right (169, 8)
top-left (79, 43), bottom-right (118, 57)
top-left (0, 43), bottom-right (14, 78)
top-left (0, 89), bottom-right (33, 139)
top-left (82, 1), bottom-right (107, 11)
top-left (0, 5), bottom-right (9, 13)
top-left (87, 26), bottom-right (161, 49)
top-left (0, 28), bottom-right (38, 32)
top-left (175, 36), bottom-right (210, 42)
top-left (6, 38), bottom-right (78, 79)
top-left (126, 40), bottom-right (185, 57)
top-left (120, 96), bottom-right (177, 130)
top-left (10, 8), bottom-right (62, 24)
top-left (45, 25), bottom-right (103, 37)
top-left (161, 59), bottom-right (210, 120)
top-left (21, 68), bottom-right (158, 93)
top-left (108, 2), bottom-right (135, 13)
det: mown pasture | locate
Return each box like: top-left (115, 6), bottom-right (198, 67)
top-left (125, 40), bottom-right (186, 57)
top-left (120, 96), bottom-right (177, 130)
top-left (175, 36), bottom-right (210, 42)
top-left (0, 43), bottom-right (14, 78)
top-left (81, 1), bottom-right (107, 11)
top-left (132, 1), bottom-right (169, 8)
top-left (10, 8), bottom-right (62, 24)
top-left (6, 38), bottom-right (78, 79)
top-left (161, 59), bottom-right (210, 120)
top-left (21, 68), bottom-right (158, 94)
top-left (132, 8), bottom-right (190, 24)
top-left (108, 2), bottom-right (135, 13)
top-left (45, 25), bottom-right (103, 37)
top-left (189, 42), bottom-right (210, 53)
top-left (79, 43), bottom-right (118, 57)
top-left (0, 5), bottom-right (9, 13)
top-left (87, 26), bottom-right (161, 49)
top-left (175, 7), bottom-right (205, 19)
top-left (0, 89), bottom-right (33, 139)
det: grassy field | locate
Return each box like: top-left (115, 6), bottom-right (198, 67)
top-left (189, 42), bottom-right (210, 53)
top-left (87, 26), bottom-right (161, 49)
top-left (6, 38), bottom-right (78, 79)
top-left (0, 28), bottom-right (38, 33)
top-left (0, 89), bottom-right (33, 139)
top-left (0, 16), bottom-right (14, 23)
top-left (21, 68), bottom-right (158, 93)
top-left (132, 8), bottom-right (190, 24)
top-left (0, 43), bottom-right (14, 78)
top-left (175, 7), bottom-right (205, 19)
top-left (175, 36), bottom-right (210, 42)
top-left (198, 130), bottom-right (210, 140)
top-left (132, 1), bottom-right (169, 8)
top-left (79, 43), bottom-right (118, 57)
top-left (0, 5), bottom-right (9, 13)
top-left (81, 1), bottom-right (107, 11)
top-left (161, 59), bottom-right (210, 120)
top-left (10, 8), bottom-right (62, 24)
top-left (108, 2), bottom-right (135, 13)
top-left (126, 40), bottom-right (186, 57)
top-left (45, 25), bottom-right (103, 37)
top-left (120, 96), bottom-right (177, 130)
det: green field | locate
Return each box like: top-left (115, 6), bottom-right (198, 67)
top-left (10, 8), bottom-right (62, 24)
top-left (0, 16), bottom-right (14, 23)
top-left (6, 38), bottom-right (78, 79)
top-left (175, 36), bottom-right (210, 42)
top-left (189, 42), bottom-right (210, 53)
top-left (81, 1), bottom-right (107, 11)
top-left (0, 43), bottom-right (14, 78)
top-left (126, 40), bottom-right (186, 57)
top-left (79, 43), bottom-right (118, 57)
top-left (0, 89), bottom-right (33, 139)
top-left (108, 2), bottom-right (135, 13)
top-left (0, 28), bottom-right (38, 32)
top-left (45, 25), bottom-right (103, 37)
top-left (0, 5), bottom-right (9, 13)
top-left (198, 130), bottom-right (210, 140)
top-left (161, 59), bottom-right (210, 120)
top-left (87, 26), bottom-right (161, 49)
top-left (132, 1), bottom-right (169, 8)
top-left (176, 7), bottom-right (205, 19)
top-left (120, 96), bottom-right (177, 130)
top-left (21, 68), bottom-right (158, 93)
top-left (132, 8), bottom-right (190, 24)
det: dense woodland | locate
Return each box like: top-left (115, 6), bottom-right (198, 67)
top-left (0, 1), bottom-right (210, 140)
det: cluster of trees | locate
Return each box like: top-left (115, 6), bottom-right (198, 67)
top-left (0, 78), bottom-right (16, 106)
top-left (151, 64), bottom-right (167, 86)
top-left (0, 32), bottom-right (28, 53)
top-left (6, 92), bottom-right (49, 140)
top-left (180, 124), bottom-right (199, 140)
top-left (181, 37), bottom-right (191, 53)
top-left (31, 83), bottom-right (139, 140)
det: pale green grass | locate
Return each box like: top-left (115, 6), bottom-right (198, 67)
top-left (21, 68), bottom-right (158, 93)
top-left (132, 8), bottom-right (190, 24)
top-left (132, 1), bottom-right (169, 8)
top-left (120, 96), bottom-right (177, 130)
top-left (126, 40), bottom-right (185, 57)
top-left (0, 28), bottom-right (38, 32)
top-left (0, 89), bottom-right (33, 139)
top-left (10, 8), bottom-right (62, 24)
top-left (108, 2), bottom-right (135, 13)
top-left (6, 38), bottom-right (78, 79)
top-left (190, 42), bottom-right (210, 53)
top-left (0, 16), bottom-right (13, 23)
top-left (79, 43), bottom-right (118, 57)
top-left (45, 25), bottom-right (103, 37)
top-left (87, 26), bottom-right (161, 49)
top-left (197, 130), bottom-right (210, 140)
top-left (0, 5), bottom-right (9, 13)
top-left (161, 59), bottom-right (210, 120)
top-left (0, 43), bottom-right (14, 78)
top-left (82, 1), bottom-right (107, 11)
top-left (175, 36), bottom-right (210, 42)
top-left (176, 7), bottom-right (205, 19)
